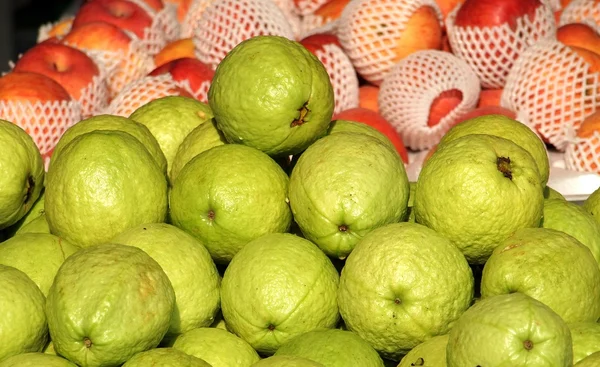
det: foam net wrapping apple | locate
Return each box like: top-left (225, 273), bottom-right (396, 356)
top-left (0, 100), bottom-right (81, 168)
top-left (126, 0), bottom-right (180, 55)
top-left (175, 77), bottom-right (212, 103)
top-left (564, 129), bottom-right (600, 173)
top-left (542, 0), bottom-right (563, 11)
top-left (336, 0), bottom-right (444, 86)
top-left (192, 0), bottom-right (296, 69)
top-left (378, 50), bottom-right (481, 151)
top-left (103, 74), bottom-right (190, 117)
top-left (559, 0), bottom-right (600, 33)
top-left (300, 12), bottom-right (340, 38)
top-left (180, 0), bottom-right (212, 38)
top-left (272, 0), bottom-right (303, 39)
top-left (501, 39), bottom-right (600, 151)
top-left (78, 74), bottom-right (111, 118)
top-left (445, 3), bottom-right (556, 89)
top-left (294, 0), bottom-right (329, 16)
top-left (314, 43), bottom-right (359, 114)
top-left (37, 16), bottom-right (74, 43)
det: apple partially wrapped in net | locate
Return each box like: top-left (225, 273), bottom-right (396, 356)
top-left (300, 34), bottom-right (359, 115)
top-left (103, 74), bottom-right (194, 117)
top-left (446, 0), bottom-right (556, 89)
top-left (378, 49), bottom-right (481, 151)
top-left (501, 39), bottom-right (600, 151)
top-left (192, 0), bottom-right (295, 70)
top-left (299, 0), bottom-right (350, 38)
top-left (565, 110), bottom-right (600, 173)
top-left (148, 57), bottom-right (214, 103)
top-left (559, 0), bottom-right (600, 33)
top-left (180, 0), bottom-right (212, 38)
top-left (336, 0), bottom-right (444, 85)
top-left (37, 16), bottom-right (74, 44)
top-left (127, 0), bottom-right (182, 52)
top-left (0, 72), bottom-right (82, 169)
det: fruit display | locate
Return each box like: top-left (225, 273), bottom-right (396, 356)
top-left (4, 0), bottom-right (600, 366)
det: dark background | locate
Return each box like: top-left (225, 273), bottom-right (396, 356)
top-left (0, 0), bottom-right (81, 73)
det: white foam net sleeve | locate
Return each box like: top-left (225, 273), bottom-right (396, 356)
top-left (501, 39), bottom-right (600, 151)
top-left (293, 0), bottom-right (330, 16)
top-left (37, 16), bottom-right (74, 43)
top-left (565, 129), bottom-right (600, 173)
top-left (103, 74), bottom-right (190, 117)
top-left (559, 0), bottom-right (600, 33)
top-left (543, 0), bottom-right (563, 12)
top-left (0, 100), bottom-right (82, 167)
top-left (378, 49), bottom-right (481, 151)
top-left (446, 4), bottom-right (557, 89)
top-left (181, 0), bottom-right (213, 38)
top-left (336, 0), bottom-right (443, 86)
top-left (313, 43), bottom-right (359, 114)
top-left (271, 0), bottom-right (303, 39)
top-left (193, 0), bottom-right (296, 69)
top-left (299, 14), bottom-right (340, 39)
top-left (77, 74), bottom-right (111, 118)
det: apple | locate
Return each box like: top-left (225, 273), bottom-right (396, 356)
top-left (478, 88), bottom-right (504, 107)
top-left (299, 33), bottom-right (342, 49)
top-left (293, 0), bottom-right (330, 16)
top-left (358, 85), bottom-right (379, 113)
top-left (71, 0), bottom-right (154, 39)
top-left (393, 6), bottom-right (443, 67)
top-left (137, 0), bottom-right (164, 12)
top-left (313, 0), bottom-right (351, 21)
top-left (61, 21), bottom-right (133, 53)
top-left (557, 23), bottom-right (600, 57)
top-left (434, 0), bottom-right (464, 20)
top-left (428, 89), bottom-right (463, 127)
top-left (148, 57), bottom-right (214, 102)
top-left (567, 109), bottom-right (600, 172)
top-left (42, 16), bottom-right (74, 41)
top-left (0, 71), bottom-right (72, 103)
top-left (164, 0), bottom-right (194, 22)
top-left (12, 43), bottom-right (100, 101)
top-left (153, 38), bottom-right (196, 68)
top-left (455, 105), bottom-right (517, 122)
top-left (332, 107), bottom-right (409, 163)
top-left (453, 0), bottom-right (542, 29)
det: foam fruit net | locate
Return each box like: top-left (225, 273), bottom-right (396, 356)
top-left (559, 0), bottom-right (600, 33)
top-left (378, 50), bottom-right (481, 151)
top-left (294, 0), bottom-right (329, 16)
top-left (314, 43), bottom-right (359, 115)
top-left (565, 130), bottom-right (600, 173)
top-left (181, 0), bottom-right (213, 38)
top-left (0, 100), bottom-right (82, 168)
top-left (336, 0), bottom-right (443, 86)
top-left (103, 74), bottom-right (190, 117)
top-left (75, 74), bottom-right (111, 118)
top-left (193, 0), bottom-right (295, 69)
top-left (446, 4), bottom-right (556, 89)
top-left (37, 16), bottom-right (74, 43)
top-left (501, 39), bottom-right (600, 151)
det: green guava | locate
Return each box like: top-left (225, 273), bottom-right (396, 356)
top-left (252, 356), bottom-right (325, 367)
top-left (208, 35), bottom-right (334, 156)
top-left (337, 222), bottom-right (473, 359)
top-left (446, 293), bottom-right (572, 366)
top-left (169, 144), bottom-right (292, 263)
top-left (481, 228), bottom-right (600, 323)
top-left (0, 119), bottom-right (44, 230)
top-left (44, 130), bottom-right (168, 248)
top-left (274, 328), bottom-right (384, 367)
top-left (569, 322), bottom-right (600, 364)
top-left (172, 327), bottom-right (260, 367)
top-left (14, 213), bottom-right (49, 235)
top-left (397, 334), bottom-right (448, 367)
top-left (544, 186), bottom-right (565, 200)
top-left (575, 351), bottom-right (600, 366)
top-left (406, 182), bottom-right (416, 222)
top-left (414, 134), bottom-right (544, 264)
top-left (583, 188), bottom-right (600, 225)
top-left (221, 233), bottom-right (340, 355)
top-left (289, 132), bottom-right (409, 259)
top-left (46, 243), bottom-right (175, 367)
top-left (122, 348), bottom-right (211, 366)
top-left (327, 119), bottom-right (398, 156)
top-left (5, 190), bottom-right (45, 236)
top-left (0, 353), bottom-right (76, 366)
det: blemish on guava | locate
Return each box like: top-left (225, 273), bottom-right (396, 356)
top-left (83, 337), bottom-right (92, 348)
top-left (496, 157), bottom-right (512, 180)
top-left (338, 225), bottom-right (348, 232)
top-left (23, 175), bottom-right (35, 204)
top-left (207, 210), bottom-right (215, 220)
top-left (290, 102), bottom-right (310, 128)
top-left (500, 243), bottom-right (521, 253)
top-left (267, 324), bottom-right (276, 331)
top-left (411, 358), bottom-right (424, 366)
top-left (523, 340), bottom-right (534, 350)
top-left (197, 110), bottom-right (206, 119)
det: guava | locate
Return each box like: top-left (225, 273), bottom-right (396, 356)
top-left (170, 144), bottom-right (292, 263)
top-left (122, 348), bottom-right (211, 366)
top-left (289, 132), bottom-right (409, 259)
top-left (44, 130), bottom-right (168, 248)
top-left (0, 233), bottom-right (80, 296)
top-left (397, 334), bottom-right (448, 367)
top-left (414, 134), bottom-right (544, 264)
top-left (575, 351), bottom-right (600, 366)
top-left (129, 96), bottom-right (214, 174)
top-left (338, 222), bottom-right (473, 359)
top-left (170, 118), bottom-right (227, 182)
top-left (274, 328), bottom-right (384, 367)
top-left (0, 353), bottom-right (76, 366)
top-left (5, 190), bottom-right (45, 236)
top-left (446, 293), bottom-right (572, 366)
top-left (327, 119), bottom-right (398, 157)
top-left (14, 213), bottom-right (50, 235)
top-left (112, 223), bottom-right (221, 336)
top-left (46, 243), bottom-right (175, 367)
top-left (0, 265), bottom-right (48, 361)
top-left (208, 35), bottom-right (334, 156)
top-left (221, 233), bottom-right (340, 355)
top-left (252, 356), bottom-right (325, 367)
top-left (569, 322), bottom-right (600, 364)
top-left (583, 188), bottom-right (600, 225)
top-left (406, 182), bottom-right (416, 222)
top-left (544, 185), bottom-right (565, 200)
top-left (542, 198), bottom-right (600, 265)
top-left (481, 228), bottom-right (600, 323)
top-left (437, 114), bottom-right (549, 185)
top-left (48, 114), bottom-right (167, 174)
top-left (172, 327), bottom-right (260, 367)
top-left (0, 119), bottom-right (44, 230)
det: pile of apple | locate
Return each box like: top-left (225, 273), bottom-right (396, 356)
top-left (1, 0), bottom-right (600, 173)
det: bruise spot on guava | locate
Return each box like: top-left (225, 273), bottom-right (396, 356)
top-left (411, 358), bottom-right (424, 366)
top-left (207, 210), bottom-right (215, 220)
top-left (290, 102), bottom-right (310, 128)
top-left (267, 324), bottom-right (276, 331)
top-left (500, 243), bottom-right (521, 253)
top-left (23, 175), bottom-right (35, 204)
top-left (523, 340), bottom-right (534, 350)
top-left (83, 337), bottom-right (92, 348)
top-left (496, 157), bottom-right (512, 180)
top-left (338, 224), bottom-right (348, 232)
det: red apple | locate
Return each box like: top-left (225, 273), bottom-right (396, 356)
top-left (557, 23), bottom-right (600, 57)
top-left (148, 57), bottom-right (214, 102)
top-left (453, 0), bottom-right (542, 29)
top-left (137, 0), bottom-right (164, 12)
top-left (477, 88), bottom-right (504, 107)
top-left (427, 89), bottom-right (463, 127)
top-left (358, 85), bottom-right (379, 113)
top-left (299, 33), bottom-right (342, 50)
top-left (313, 0), bottom-right (351, 21)
top-left (61, 21), bottom-right (133, 53)
top-left (0, 71), bottom-right (72, 103)
top-left (153, 38), bottom-right (196, 68)
top-left (12, 43), bottom-right (100, 100)
top-left (455, 105), bottom-right (517, 122)
top-left (333, 107), bottom-right (409, 163)
top-left (71, 0), bottom-right (154, 39)
top-left (435, 0), bottom-right (464, 20)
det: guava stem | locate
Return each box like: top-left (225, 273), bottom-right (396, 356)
top-left (290, 103), bottom-right (310, 128)
top-left (496, 156), bottom-right (513, 180)
top-left (338, 225), bottom-right (348, 232)
top-left (523, 340), bottom-right (534, 350)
